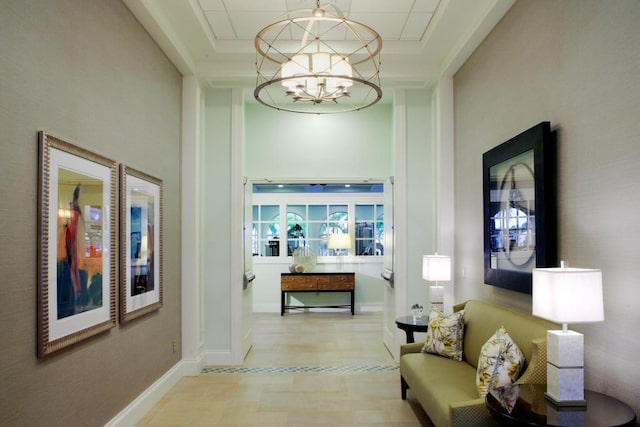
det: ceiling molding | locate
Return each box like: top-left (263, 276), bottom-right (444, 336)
top-left (123, 0), bottom-right (197, 75)
top-left (123, 0), bottom-right (514, 87)
top-left (441, 0), bottom-right (516, 76)
top-left (186, 0), bottom-right (219, 53)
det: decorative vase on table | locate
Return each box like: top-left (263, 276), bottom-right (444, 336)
top-left (292, 247), bottom-right (317, 273)
top-left (411, 304), bottom-right (424, 319)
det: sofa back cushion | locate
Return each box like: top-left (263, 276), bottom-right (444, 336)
top-left (460, 300), bottom-right (558, 370)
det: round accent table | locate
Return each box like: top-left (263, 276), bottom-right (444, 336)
top-left (486, 385), bottom-right (637, 427)
top-left (395, 316), bottom-right (428, 343)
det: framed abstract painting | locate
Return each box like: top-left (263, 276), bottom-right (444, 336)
top-left (119, 164), bottom-right (163, 323)
top-left (37, 132), bottom-right (117, 357)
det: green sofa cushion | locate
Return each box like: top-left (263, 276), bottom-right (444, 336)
top-left (400, 352), bottom-right (478, 427)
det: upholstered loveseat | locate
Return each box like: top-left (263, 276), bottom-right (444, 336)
top-left (400, 299), bottom-right (558, 427)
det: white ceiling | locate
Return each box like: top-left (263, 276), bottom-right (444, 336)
top-left (124, 0), bottom-right (515, 90)
top-left (197, 0), bottom-right (440, 41)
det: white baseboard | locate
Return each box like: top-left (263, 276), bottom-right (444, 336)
top-left (205, 350), bottom-right (238, 366)
top-left (252, 303), bottom-right (281, 313)
top-left (105, 361), bottom-right (183, 427)
top-left (181, 352), bottom-right (206, 377)
top-left (357, 304), bottom-right (383, 312)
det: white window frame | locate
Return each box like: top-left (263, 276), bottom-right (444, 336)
top-left (252, 192), bottom-right (384, 265)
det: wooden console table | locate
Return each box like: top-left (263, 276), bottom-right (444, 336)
top-left (281, 272), bottom-right (355, 315)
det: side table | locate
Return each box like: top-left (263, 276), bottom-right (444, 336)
top-left (395, 316), bottom-right (428, 343)
top-left (281, 272), bottom-right (355, 315)
top-left (486, 385), bottom-right (636, 427)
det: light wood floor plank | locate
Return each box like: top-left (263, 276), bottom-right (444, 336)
top-left (137, 311), bottom-right (433, 426)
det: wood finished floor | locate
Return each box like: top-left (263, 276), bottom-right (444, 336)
top-left (137, 311), bottom-right (434, 426)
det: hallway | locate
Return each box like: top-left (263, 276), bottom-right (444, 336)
top-left (137, 311), bottom-right (432, 426)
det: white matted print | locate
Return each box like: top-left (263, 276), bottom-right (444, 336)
top-left (119, 165), bottom-right (163, 323)
top-left (38, 131), bottom-right (117, 357)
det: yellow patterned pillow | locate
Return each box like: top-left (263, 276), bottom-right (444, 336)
top-left (421, 308), bottom-right (465, 361)
top-left (489, 384), bottom-right (520, 413)
top-left (476, 326), bottom-right (525, 398)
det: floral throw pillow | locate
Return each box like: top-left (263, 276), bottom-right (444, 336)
top-left (476, 326), bottom-right (525, 398)
top-left (489, 384), bottom-right (520, 413)
top-left (421, 308), bottom-right (464, 361)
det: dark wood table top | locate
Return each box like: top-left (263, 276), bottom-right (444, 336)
top-left (395, 315), bottom-right (428, 328)
top-left (486, 384), bottom-right (636, 427)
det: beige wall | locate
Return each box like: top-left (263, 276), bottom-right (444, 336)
top-left (0, 1), bottom-right (182, 426)
top-left (454, 0), bottom-right (640, 413)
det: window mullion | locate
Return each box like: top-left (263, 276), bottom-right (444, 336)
top-left (347, 204), bottom-right (355, 257)
top-left (280, 204), bottom-right (287, 259)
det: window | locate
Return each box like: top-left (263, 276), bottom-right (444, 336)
top-left (252, 205), bottom-right (280, 256)
top-left (252, 190), bottom-right (383, 261)
top-left (320, 211), bottom-right (349, 255)
top-left (355, 204), bottom-right (384, 255)
top-left (287, 204), bottom-right (348, 255)
top-left (283, 210), bottom-right (306, 256)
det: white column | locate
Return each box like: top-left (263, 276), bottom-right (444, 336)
top-left (181, 76), bottom-right (205, 375)
top-left (229, 88), bottom-right (246, 364)
top-left (433, 77), bottom-right (455, 313)
top-left (393, 88), bottom-right (408, 359)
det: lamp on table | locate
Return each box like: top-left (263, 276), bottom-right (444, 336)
top-left (422, 253), bottom-right (451, 312)
top-left (328, 233), bottom-right (351, 270)
top-left (532, 261), bottom-right (604, 407)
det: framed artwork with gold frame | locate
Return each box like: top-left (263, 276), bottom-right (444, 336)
top-left (119, 164), bottom-right (163, 323)
top-left (37, 131), bottom-right (117, 357)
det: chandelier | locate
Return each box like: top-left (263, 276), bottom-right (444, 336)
top-left (254, 1), bottom-right (382, 114)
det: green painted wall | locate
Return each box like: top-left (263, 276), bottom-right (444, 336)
top-left (245, 102), bottom-right (393, 179)
top-left (244, 92), bottom-right (435, 314)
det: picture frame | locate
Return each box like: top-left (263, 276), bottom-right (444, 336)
top-left (37, 132), bottom-right (117, 357)
top-left (119, 165), bottom-right (163, 323)
top-left (482, 122), bottom-right (557, 294)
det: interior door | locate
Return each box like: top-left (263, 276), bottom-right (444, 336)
top-left (242, 178), bottom-right (254, 358)
top-left (382, 177), bottom-right (396, 357)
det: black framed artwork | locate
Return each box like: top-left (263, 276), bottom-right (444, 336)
top-left (482, 122), bottom-right (557, 294)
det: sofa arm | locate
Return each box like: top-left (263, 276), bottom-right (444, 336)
top-left (449, 398), bottom-right (497, 427)
top-left (400, 342), bottom-right (424, 356)
top-left (515, 336), bottom-right (547, 385)
top-left (452, 300), bottom-right (468, 313)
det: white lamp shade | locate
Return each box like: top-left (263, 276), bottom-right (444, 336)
top-left (328, 233), bottom-right (351, 250)
top-left (281, 54), bottom-right (308, 87)
top-left (532, 267), bottom-right (604, 323)
top-left (422, 254), bottom-right (451, 282)
top-left (331, 55), bottom-right (353, 88)
top-left (312, 52), bottom-right (331, 74)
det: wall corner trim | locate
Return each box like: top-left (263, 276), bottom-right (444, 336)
top-left (182, 352), bottom-right (207, 376)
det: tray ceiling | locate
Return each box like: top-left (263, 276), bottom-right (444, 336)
top-left (124, 0), bottom-right (515, 89)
